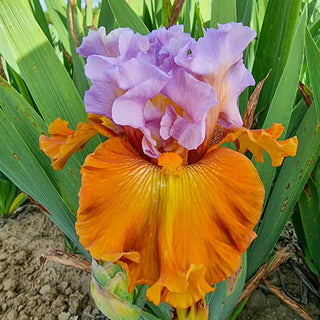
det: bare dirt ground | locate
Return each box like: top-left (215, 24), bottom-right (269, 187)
top-left (0, 208), bottom-right (102, 320)
top-left (0, 208), bottom-right (319, 320)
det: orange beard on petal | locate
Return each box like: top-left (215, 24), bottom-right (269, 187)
top-left (76, 137), bottom-right (265, 309)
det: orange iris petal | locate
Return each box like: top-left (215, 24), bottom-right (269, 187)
top-left (39, 115), bottom-right (118, 170)
top-left (213, 124), bottom-right (298, 167)
top-left (76, 137), bottom-right (264, 308)
top-left (39, 118), bottom-right (97, 170)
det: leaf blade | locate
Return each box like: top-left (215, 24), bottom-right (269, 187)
top-left (252, 0), bottom-right (302, 123)
top-left (207, 254), bottom-right (247, 320)
top-left (0, 0), bottom-right (87, 127)
top-left (44, 0), bottom-right (71, 53)
top-left (210, 0), bottom-right (236, 28)
top-left (298, 179), bottom-right (320, 275)
top-left (108, 0), bottom-right (150, 34)
top-left (254, 7), bottom-right (306, 199)
top-left (306, 27), bottom-right (320, 121)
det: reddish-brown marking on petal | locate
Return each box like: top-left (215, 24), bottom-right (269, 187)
top-left (76, 137), bottom-right (264, 308)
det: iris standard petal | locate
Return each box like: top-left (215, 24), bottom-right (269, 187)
top-left (76, 137), bottom-right (264, 308)
top-left (84, 80), bottom-right (118, 118)
top-left (150, 25), bottom-right (194, 71)
top-left (175, 23), bottom-right (256, 128)
top-left (175, 23), bottom-right (256, 76)
top-left (77, 27), bottom-right (135, 59)
top-left (162, 68), bottom-right (217, 123)
top-left (160, 105), bottom-right (207, 150)
top-left (76, 27), bottom-right (110, 58)
top-left (217, 59), bottom-right (255, 128)
top-left (160, 69), bottom-right (217, 149)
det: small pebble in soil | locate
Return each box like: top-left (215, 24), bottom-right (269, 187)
top-left (7, 309), bottom-right (18, 320)
top-left (40, 284), bottom-right (52, 295)
top-left (3, 279), bottom-right (17, 291)
top-left (58, 311), bottom-right (71, 320)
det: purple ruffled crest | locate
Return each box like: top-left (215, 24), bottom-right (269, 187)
top-left (175, 22), bottom-right (256, 128)
top-left (77, 23), bottom-right (256, 158)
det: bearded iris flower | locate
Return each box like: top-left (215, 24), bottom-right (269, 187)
top-left (39, 24), bottom-right (298, 311)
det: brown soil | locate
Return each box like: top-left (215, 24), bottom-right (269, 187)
top-left (0, 208), bottom-right (102, 320)
top-left (0, 208), bottom-right (319, 320)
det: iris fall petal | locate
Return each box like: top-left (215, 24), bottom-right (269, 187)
top-left (76, 137), bottom-right (264, 308)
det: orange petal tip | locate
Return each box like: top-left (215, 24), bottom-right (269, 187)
top-left (213, 124), bottom-right (298, 167)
